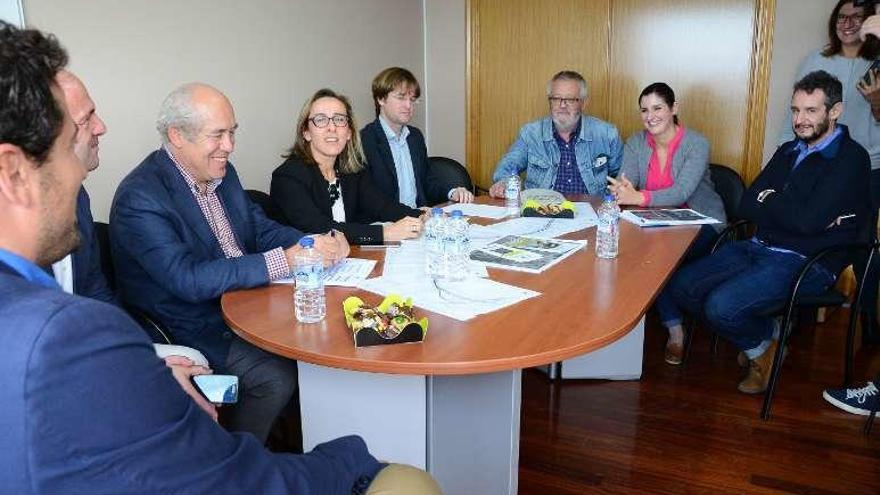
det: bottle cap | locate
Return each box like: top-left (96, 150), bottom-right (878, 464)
top-left (604, 193), bottom-right (615, 201)
top-left (431, 207), bottom-right (443, 216)
top-left (298, 236), bottom-right (315, 248)
top-left (451, 210), bottom-right (463, 218)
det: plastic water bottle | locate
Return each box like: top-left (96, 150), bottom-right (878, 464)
top-left (595, 194), bottom-right (620, 259)
top-left (293, 237), bottom-right (326, 323)
top-left (447, 210), bottom-right (470, 281)
top-left (505, 175), bottom-right (520, 215)
top-left (424, 208), bottom-right (445, 278)
top-left (439, 212), bottom-right (457, 280)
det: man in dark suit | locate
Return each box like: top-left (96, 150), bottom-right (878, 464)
top-left (47, 70), bottom-right (113, 303)
top-left (0, 21), bottom-right (443, 494)
top-left (55, 69), bottom-right (217, 417)
top-left (110, 82), bottom-right (349, 444)
top-left (361, 67), bottom-right (473, 207)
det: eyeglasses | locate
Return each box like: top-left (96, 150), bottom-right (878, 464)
top-left (837, 13), bottom-right (865, 25)
top-left (548, 96), bottom-right (581, 107)
top-left (389, 92), bottom-right (420, 105)
top-left (309, 114), bottom-right (349, 128)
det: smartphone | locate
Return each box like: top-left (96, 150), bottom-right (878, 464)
top-left (192, 374), bottom-right (239, 404)
top-left (862, 59), bottom-right (880, 86)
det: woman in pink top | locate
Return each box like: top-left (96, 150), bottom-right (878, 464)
top-left (609, 82), bottom-right (726, 365)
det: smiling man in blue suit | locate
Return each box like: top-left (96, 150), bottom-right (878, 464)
top-left (110, 82), bottom-right (350, 444)
top-left (0, 21), bottom-right (438, 494)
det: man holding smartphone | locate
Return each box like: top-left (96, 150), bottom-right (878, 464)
top-left (0, 21), bottom-right (439, 494)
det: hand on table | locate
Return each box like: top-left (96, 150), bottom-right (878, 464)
top-left (163, 355), bottom-right (218, 422)
top-left (449, 187), bottom-right (474, 203)
top-left (284, 232), bottom-right (349, 268)
top-left (607, 174), bottom-right (644, 206)
top-left (488, 180), bottom-right (507, 199)
top-left (384, 216), bottom-right (423, 241)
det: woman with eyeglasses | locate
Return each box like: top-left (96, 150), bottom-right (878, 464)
top-left (271, 88), bottom-right (424, 245)
top-left (608, 82), bottom-right (725, 366)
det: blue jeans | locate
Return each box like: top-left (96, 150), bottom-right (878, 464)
top-left (656, 224), bottom-right (719, 329)
top-left (668, 240), bottom-right (835, 352)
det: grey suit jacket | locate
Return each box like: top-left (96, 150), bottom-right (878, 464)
top-left (620, 128), bottom-right (726, 225)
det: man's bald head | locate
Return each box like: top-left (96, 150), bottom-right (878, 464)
top-left (156, 82), bottom-right (233, 145)
top-left (157, 83), bottom-right (237, 184)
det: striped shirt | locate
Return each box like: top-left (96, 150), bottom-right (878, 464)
top-left (164, 147), bottom-right (289, 279)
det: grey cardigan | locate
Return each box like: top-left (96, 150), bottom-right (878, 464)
top-left (620, 128), bottom-right (726, 225)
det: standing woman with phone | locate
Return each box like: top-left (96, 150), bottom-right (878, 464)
top-left (779, 0), bottom-right (880, 344)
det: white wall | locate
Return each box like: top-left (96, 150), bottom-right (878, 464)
top-left (424, 0), bottom-right (466, 164)
top-left (23, 0), bottom-right (425, 221)
top-left (0, 0), bottom-right (23, 26)
top-left (23, 0), bottom-right (819, 216)
top-left (762, 0), bottom-right (836, 165)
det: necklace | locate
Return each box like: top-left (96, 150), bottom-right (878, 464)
top-left (328, 179), bottom-right (340, 203)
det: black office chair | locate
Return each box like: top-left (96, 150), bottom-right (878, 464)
top-left (761, 240), bottom-right (878, 419)
top-left (247, 189), bottom-right (284, 223)
top-left (427, 156), bottom-right (476, 205)
top-left (680, 166), bottom-right (748, 362)
top-left (94, 221), bottom-right (174, 345)
top-left (709, 164), bottom-right (745, 222)
top-left (698, 215), bottom-right (877, 419)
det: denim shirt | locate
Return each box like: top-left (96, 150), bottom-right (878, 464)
top-left (492, 115), bottom-right (623, 195)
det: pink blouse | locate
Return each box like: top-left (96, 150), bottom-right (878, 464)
top-left (641, 126), bottom-right (686, 206)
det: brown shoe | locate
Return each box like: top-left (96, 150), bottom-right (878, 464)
top-left (665, 339), bottom-right (684, 365)
top-left (738, 344), bottom-right (787, 368)
top-left (738, 340), bottom-right (778, 394)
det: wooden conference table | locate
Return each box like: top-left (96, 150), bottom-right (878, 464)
top-left (222, 197), bottom-right (697, 495)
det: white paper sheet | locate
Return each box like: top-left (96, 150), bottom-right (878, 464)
top-left (382, 239), bottom-right (488, 279)
top-left (441, 203), bottom-right (511, 219)
top-left (469, 202), bottom-right (598, 241)
top-left (272, 258), bottom-right (377, 287)
top-left (357, 275), bottom-right (540, 321)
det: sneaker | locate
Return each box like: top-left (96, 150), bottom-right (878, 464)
top-left (822, 382), bottom-right (879, 416)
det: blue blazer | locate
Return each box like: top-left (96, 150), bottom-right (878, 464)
top-left (70, 186), bottom-right (117, 304)
top-left (0, 262), bottom-right (382, 493)
top-left (109, 149), bottom-right (303, 368)
top-left (361, 118), bottom-right (443, 207)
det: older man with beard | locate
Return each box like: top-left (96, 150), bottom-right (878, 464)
top-left (489, 70), bottom-right (623, 198)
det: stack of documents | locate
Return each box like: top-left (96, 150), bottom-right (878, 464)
top-left (272, 258), bottom-right (377, 287)
top-left (382, 240), bottom-right (488, 279)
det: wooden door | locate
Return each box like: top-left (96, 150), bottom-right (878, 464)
top-left (467, 0), bottom-right (612, 188)
top-left (468, 0), bottom-right (774, 187)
